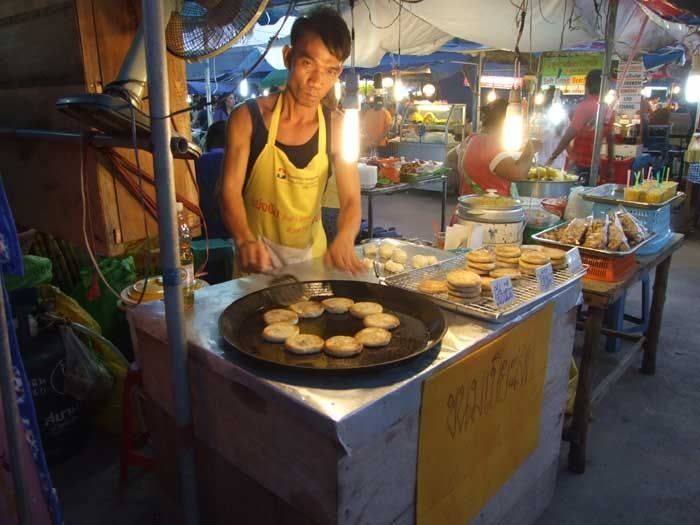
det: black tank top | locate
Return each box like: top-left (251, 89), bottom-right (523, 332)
top-left (244, 98), bottom-right (332, 178)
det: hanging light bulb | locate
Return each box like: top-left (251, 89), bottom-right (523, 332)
top-left (334, 81), bottom-right (342, 103)
top-left (534, 91), bottom-right (545, 105)
top-left (671, 85), bottom-right (681, 95)
top-left (502, 89), bottom-right (525, 152)
top-left (341, 71), bottom-right (360, 162)
top-left (394, 79), bottom-right (408, 101)
top-left (263, 88), bottom-right (270, 96)
top-left (239, 78), bottom-right (249, 98)
top-left (604, 89), bottom-right (616, 105)
top-left (422, 83), bottom-right (436, 97)
top-left (382, 76), bottom-right (394, 89)
top-left (547, 89), bottom-right (566, 125)
top-left (486, 89), bottom-right (497, 103)
top-left (686, 51), bottom-right (700, 103)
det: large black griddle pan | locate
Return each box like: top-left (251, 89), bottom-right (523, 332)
top-left (219, 280), bottom-right (446, 372)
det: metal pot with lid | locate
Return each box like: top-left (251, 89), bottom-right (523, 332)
top-left (455, 190), bottom-right (526, 246)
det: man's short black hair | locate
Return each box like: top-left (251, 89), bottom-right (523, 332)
top-left (205, 121), bottom-right (227, 151)
top-left (290, 7), bottom-right (351, 62)
top-left (586, 69), bottom-right (602, 96)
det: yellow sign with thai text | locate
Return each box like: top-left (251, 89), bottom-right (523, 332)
top-left (417, 304), bottom-right (554, 525)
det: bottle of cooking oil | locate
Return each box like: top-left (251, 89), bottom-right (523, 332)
top-left (177, 202), bottom-right (195, 309)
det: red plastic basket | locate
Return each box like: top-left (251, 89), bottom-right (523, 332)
top-left (599, 157), bottom-right (634, 186)
top-left (581, 252), bottom-right (638, 282)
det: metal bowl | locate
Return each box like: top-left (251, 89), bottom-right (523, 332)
top-left (515, 179), bottom-right (581, 198)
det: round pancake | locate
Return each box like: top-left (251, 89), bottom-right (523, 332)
top-left (363, 313), bottom-right (401, 330)
top-left (321, 297), bottom-right (355, 314)
top-left (553, 261), bottom-right (568, 270)
top-left (520, 251), bottom-right (550, 265)
top-left (446, 270), bottom-right (481, 288)
top-left (362, 243), bottom-right (378, 257)
top-left (467, 249), bottom-right (494, 264)
top-left (495, 260), bottom-right (520, 269)
top-left (324, 336), bottom-right (363, 357)
top-left (262, 322), bottom-right (300, 343)
top-left (284, 333), bottom-right (325, 354)
top-left (480, 276), bottom-right (495, 291)
top-left (494, 245), bottom-right (521, 258)
top-left (289, 300), bottom-right (324, 319)
top-left (349, 301), bottom-right (383, 319)
top-left (446, 286), bottom-right (481, 299)
top-left (541, 247), bottom-right (567, 261)
top-left (384, 260), bottom-right (405, 274)
top-left (519, 259), bottom-right (549, 271)
top-left (496, 255), bottom-right (521, 264)
top-left (418, 279), bottom-right (448, 294)
top-left (519, 265), bottom-right (537, 276)
top-left (355, 327), bottom-right (392, 347)
top-left (490, 268), bottom-right (522, 279)
top-left (465, 267), bottom-right (490, 276)
top-left (391, 249), bottom-right (407, 264)
top-left (263, 309), bottom-right (299, 325)
top-left (466, 261), bottom-right (497, 271)
top-left (448, 293), bottom-right (482, 304)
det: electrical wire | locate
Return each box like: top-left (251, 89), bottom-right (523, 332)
top-left (130, 104), bottom-right (151, 305)
top-left (362, 0), bottom-right (401, 30)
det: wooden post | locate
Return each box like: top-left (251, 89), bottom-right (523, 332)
top-left (568, 305), bottom-right (605, 474)
top-left (641, 256), bottom-right (672, 375)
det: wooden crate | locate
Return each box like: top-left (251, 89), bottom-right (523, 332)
top-left (0, 0), bottom-right (199, 256)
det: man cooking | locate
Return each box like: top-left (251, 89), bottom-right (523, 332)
top-left (220, 7), bottom-right (363, 274)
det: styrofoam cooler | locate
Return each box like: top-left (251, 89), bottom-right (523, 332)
top-left (358, 163), bottom-right (378, 189)
top-left (592, 202), bottom-right (671, 255)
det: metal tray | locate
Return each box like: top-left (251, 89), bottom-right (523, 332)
top-left (582, 183), bottom-right (684, 209)
top-left (384, 256), bottom-right (587, 324)
top-left (531, 218), bottom-right (657, 257)
top-left (219, 280), bottom-right (446, 372)
top-left (355, 238), bottom-right (454, 278)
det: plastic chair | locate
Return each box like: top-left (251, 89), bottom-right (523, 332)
top-left (119, 362), bottom-right (155, 491)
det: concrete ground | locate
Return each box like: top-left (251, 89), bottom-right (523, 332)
top-left (49, 189), bottom-right (699, 524)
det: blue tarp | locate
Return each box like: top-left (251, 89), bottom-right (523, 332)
top-left (642, 45), bottom-right (686, 70)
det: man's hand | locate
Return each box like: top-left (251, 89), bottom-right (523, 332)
top-left (236, 239), bottom-right (272, 273)
top-left (520, 140), bottom-right (535, 162)
top-left (324, 234), bottom-right (365, 274)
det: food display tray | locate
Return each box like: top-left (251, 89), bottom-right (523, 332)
top-left (384, 256), bottom-right (587, 323)
top-left (581, 183), bottom-right (684, 210)
top-left (355, 238), bottom-right (454, 278)
top-left (531, 218), bottom-right (657, 257)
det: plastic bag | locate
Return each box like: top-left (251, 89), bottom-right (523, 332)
top-left (563, 186), bottom-right (593, 220)
top-left (583, 214), bottom-right (609, 249)
top-left (607, 212), bottom-right (630, 252)
top-left (60, 325), bottom-right (113, 404)
top-left (561, 218), bottom-right (590, 245)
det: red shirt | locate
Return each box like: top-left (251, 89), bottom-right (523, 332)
top-left (460, 134), bottom-right (516, 196)
top-left (568, 95), bottom-right (614, 168)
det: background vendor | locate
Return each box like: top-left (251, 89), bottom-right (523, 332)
top-left (220, 8), bottom-right (363, 274)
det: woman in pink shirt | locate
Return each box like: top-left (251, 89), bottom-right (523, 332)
top-left (447, 99), bottom-right (534, 196)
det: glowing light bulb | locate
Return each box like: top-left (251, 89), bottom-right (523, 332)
top-left (640, 86), bottom-right (652, 98)
top-left (502, 101), bottom-right (524, 152)
top-left (186, 94), bottom-right (193, 104)
top-left (382, 76), bottom-right (394, 89)
top-left (604, 89), bottom-right (616, 105)
top-left (422, 83), bottom-right (436, 97)
top-left (334, 81), bottom-right (342, 102)
top-left (394, 79), bottom-right (408, 101)
top-left (486, 89), bottom-right (497, 103)
top-left (534, 92), bottom-right (545, 105)
top-left (239, 78), bottom-right (249, 98)
top-left (547, 89), bottom-right (566, 125)
top-left (263, 88), bottom-right (270, 96)
top-left (671, 85), bottom-right (681, 95)
top-left (342, 109), bottom-right (360, 162)
top-left (686, 52), bottom-right (700, 103)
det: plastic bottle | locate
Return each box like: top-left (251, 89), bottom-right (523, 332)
top-left (177, 202), bottom-right (195, 309)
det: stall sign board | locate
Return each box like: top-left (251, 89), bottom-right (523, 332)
top-left (416, 304), bottom-right (554, 525)
top-left (540, 52), bottom-right (604, 95)
top-left (536, 263), bottom-right (555, 293)
top-left (491, 277), bottom-right (515, 308)
top-left (567, 247), bottom-right (583, 275)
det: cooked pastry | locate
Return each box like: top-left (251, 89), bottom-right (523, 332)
top-left (349, 301), bottom-right (383, 318)
top-left (446, 270), bottom-right (481, 288)
top-left (494, 245), bottom-right (521, 259)
top-left (321, 297), bottom-right (355, 314)
top-left (263, 309), bottom-right (299, 325)
top-left (363, 313), bottom-right (401, 330)
top-left (355, 327), bottom-right (392, 347)
top-left (363, 257), bottom-right (376, 271)
top-left (560, 218), bottom-right (590, 245)
top-left (520, 250), bottom-right (550, 266)
top-left (289, 300), bottom-right (324, 319)
top-left (384, 260), bottom-right (405, 274)
top-left (489, 268), bottom-right (522, 279)
top-left (411, 254), bottom-right (428, 268)
top-left (467, 249), bottom-right (495, 264)
top-left (284, 333), bottom-right (325, 354)
top-left (324, 336), bottom-right (363, 357)
top-left (391, 249), bottom-right (408, 264)
top-left (262, 322), bottom-right (300, 343)
top-left (418, 279), bottom-right (448, 294)
top-left (378, 242), bottom-right (395, 260)
top-left (583, 216), bottom-right (608, 249)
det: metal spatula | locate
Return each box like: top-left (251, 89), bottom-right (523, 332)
top-left (263, 273), bottom-right (307, 306)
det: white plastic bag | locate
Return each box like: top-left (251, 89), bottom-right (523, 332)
top-left (59, 325), bottom-right (113, 404)
top-left (564, 186), bottom-right (593, 220)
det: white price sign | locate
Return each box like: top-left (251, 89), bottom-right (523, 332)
top-left (491, 277), bottom-right (515, 308)
top-left (566, 247), bottom-right (583, 275)
top-left (536, 263), bottom-right (555, 293)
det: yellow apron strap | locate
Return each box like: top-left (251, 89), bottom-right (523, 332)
top-left (267, 95), bottom-right (284, 146)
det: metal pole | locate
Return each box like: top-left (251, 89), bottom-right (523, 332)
top-left (589, 0), bottom-right (619, 186)
top-left (474, 51), bottom-right (484, 132)
top-left (141, 1), bottom-right (199, 524)
top-left (204, 59), bottom-right (213, 127)
top-left (0, 274), bottom-right (31, 524)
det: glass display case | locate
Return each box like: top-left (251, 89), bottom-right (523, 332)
top-left (399, 102), bottom-right (466, 145)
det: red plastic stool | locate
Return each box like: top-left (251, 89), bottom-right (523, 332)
top-left (119, 362), bottom-right (155, 491)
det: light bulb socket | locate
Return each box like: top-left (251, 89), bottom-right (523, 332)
top-left (342, 70), bottom-right (360, 110)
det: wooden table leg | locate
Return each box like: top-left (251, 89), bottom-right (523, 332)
top-left (568, 305), bottom-right (605, 474)
top-left (641, 256), bottom-right (672, 375)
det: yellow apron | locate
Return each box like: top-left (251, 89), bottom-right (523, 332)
top-left (243, 95), bottom-right (329, 268)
